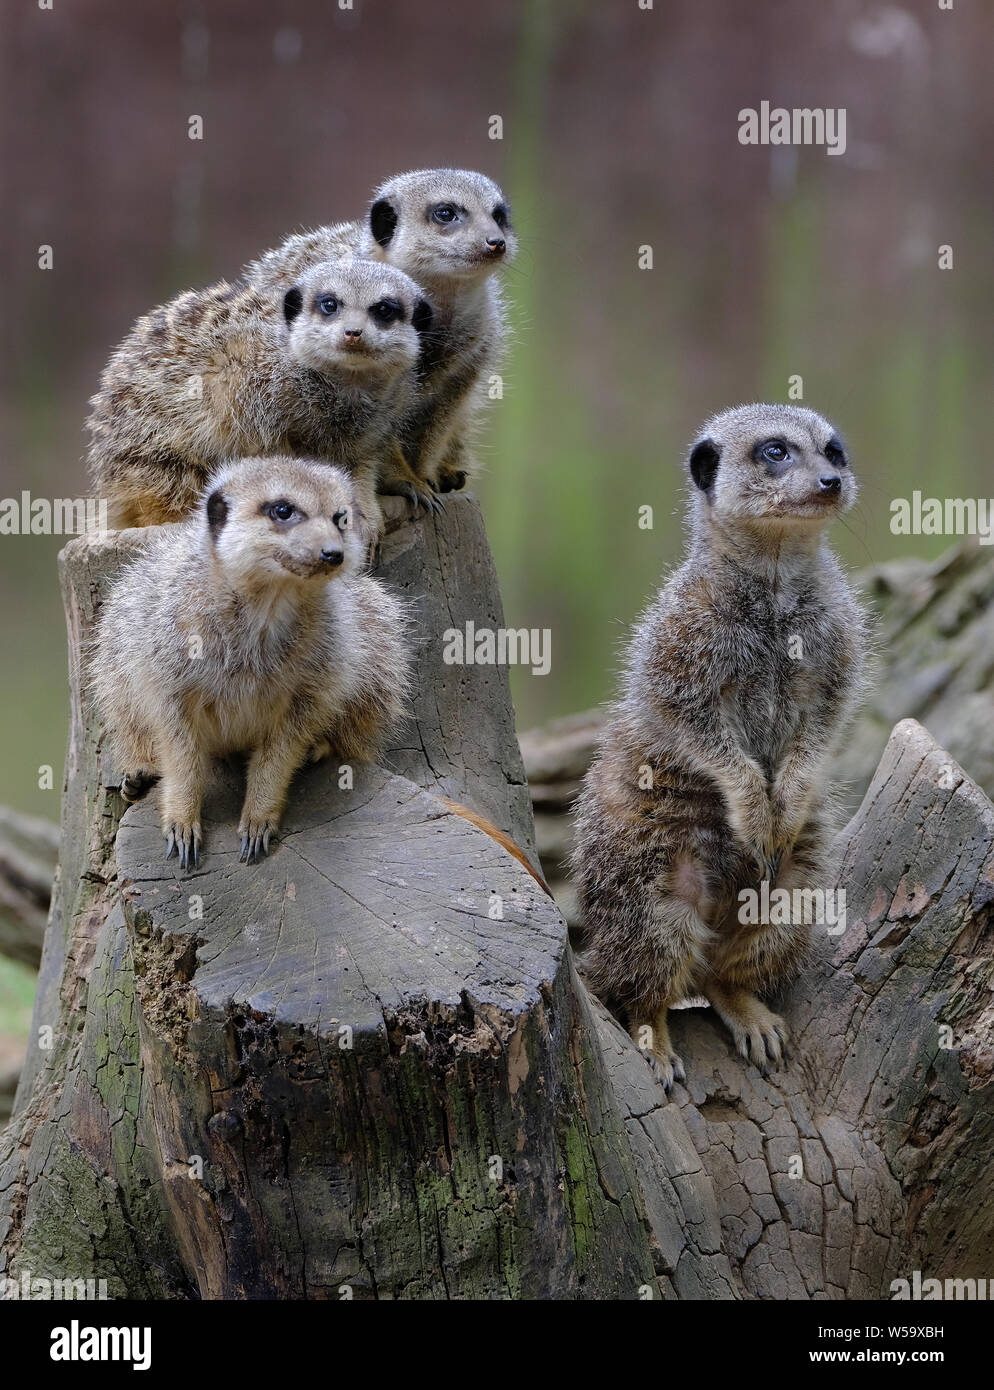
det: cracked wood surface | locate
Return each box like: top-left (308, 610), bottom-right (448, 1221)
top-left (0, 495), bottom-right (656, 1299)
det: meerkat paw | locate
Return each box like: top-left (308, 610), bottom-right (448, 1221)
top-left (164, 820), bottom-right (201, 872)
top-left (239, 814), bottom-right (278, 863)
top-left (435, 467), bottom-right (466, 494)
top-left (707, 988), bottom-right (788, 1073)
top-left (403, 477), bottom-right (445, 516)
top-left (629, 1015), bottom-right (686, 1094)
top-left (121, 768), bottom-right (158, 803)
top-left (645, 1047), bottom-right (687, 1094)
top-left (377, 464), bottom-right (444, 516)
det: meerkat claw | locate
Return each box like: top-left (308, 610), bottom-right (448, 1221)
top-left (645, 1049), bottom-right (686, 1093)
top-left (239, 819), bottom-right (277, 863)
top-left (164, 823), bottom-right (200, 873)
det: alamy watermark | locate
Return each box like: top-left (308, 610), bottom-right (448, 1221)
top-left (738, 101), bottom-right (846, 157)
top-left (0, 491), bottom-right (108, 536)
top-left (891, 1270), bottom-right (993, 1300)
top-left (890, 491), bottom-right (994, 544)
top-left (738, 883), bottom-right (847, 934)
top-left (1, 1268), bottom-right (109, 1299)
top-left (442, 621), bottom-right (551, 676)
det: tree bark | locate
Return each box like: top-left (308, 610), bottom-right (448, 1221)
top-left (0, 497), bottom-right (656, 1299)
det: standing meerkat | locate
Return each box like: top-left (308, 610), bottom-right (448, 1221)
top-left (93, 456), bottom-right (410, 871)
top-left (86, 257), bottom-right (437, 541)
top-left (572, 404), bottom-right (867, 1090)
top-left (245, 168), bottom-right (516, 494)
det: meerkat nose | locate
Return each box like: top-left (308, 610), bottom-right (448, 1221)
top-left (343, 327), bottom-right (363, 340)
top-left (485, 237), bottom-right (506, 255)
top-left (320, 546), bottom-right (344, 568)
top-left (818, 474), bottom-right (842, 494)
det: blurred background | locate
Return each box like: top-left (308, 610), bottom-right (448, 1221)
top-left (1, 1), bottom-right (992, 1045)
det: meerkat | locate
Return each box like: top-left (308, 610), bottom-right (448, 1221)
top-left (572, 404), bottom-right (867, 1090)
top-left (93, 456), bottom-right (410, 871)
top-left (245, 168), bottom-right (516, 493)
top-left (86, 257), bottom-right (437, 544)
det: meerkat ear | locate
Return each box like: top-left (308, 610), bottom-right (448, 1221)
top-left (689, 439), bottom-right (721, 492)
top-left (206, 488), bottom-right (228, 538)
top-left (411, 297), bottom-right (434, 336)
top-left (283, 286), bottom-right (303, 324)
top-left (369, 198), bottom-right (398, 248)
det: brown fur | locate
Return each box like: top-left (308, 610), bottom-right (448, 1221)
top-left (436, 796), bottom-right (551, 895)
top-left (87, 259), bottom-right (435, 546)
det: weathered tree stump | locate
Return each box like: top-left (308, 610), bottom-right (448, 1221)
top-left (589, 718), bottom-right (994, 1298)
top-left (0, 497), bottom-right (656, 1299)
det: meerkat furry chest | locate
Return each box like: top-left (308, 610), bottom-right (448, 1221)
top-left (714, 583), bottom-right (834, 778)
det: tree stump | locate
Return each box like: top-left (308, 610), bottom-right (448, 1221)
top-left (0, 497), bottom-right (656, 1299)
top-left (589, 718), bottom-right (994, 1298)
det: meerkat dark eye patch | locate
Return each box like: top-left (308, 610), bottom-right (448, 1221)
top-left (430, 203), bottom-right (459, 226)
top-left (412, 298), bottom-right (434, 336)
top-left (263, 499), bottom-right (303, 524)
top-left (206, 489), bottom-right (228, 538)
top-left (283, 286), bottom-right (303, 324)
top-left (689, 439), bottom-right (721, 492)
top-left (493, 203), bottom-right (510, 230)
top-left (369, 298), bottom-right (403, 325)
top-left (369, 198), bottom-right (398, 248)
top-left (754, 438), bottom-right (795, 475)
top-left (824, 436), bottom-right (847, 466)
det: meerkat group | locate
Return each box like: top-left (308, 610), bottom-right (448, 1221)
top-left (89, 170), bottom-right (865, 1090)
top-left (91, 168), bottom-right (515, 867)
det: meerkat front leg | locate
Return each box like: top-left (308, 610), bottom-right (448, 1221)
top-left (628, 888), bottom-right (712, 1092)
top-left (629, 1007), bottom-right (687, 1093)
top-left (238, 730), bottom-right (311, 863)
top-left (434, 435), bottom-right (469, 495)
top-left (703, 980), bottom-right (788, 1073)
top-left (109, 723), bottom-right (160, 803)
top-left (157, 734), bottom-right (209, 872)
top-left (376, 438), bottom-right (444, 515)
